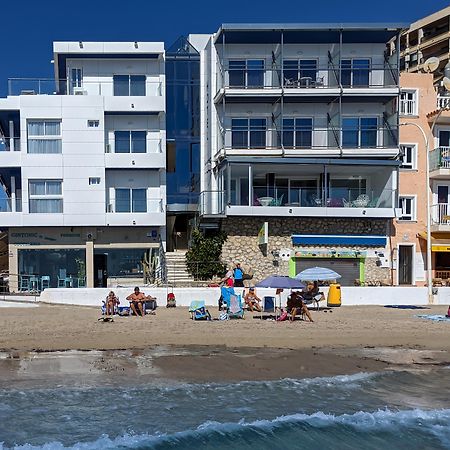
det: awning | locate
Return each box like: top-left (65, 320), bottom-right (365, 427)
top-left (418, 232), bottom-right (450, 252)
top-left (291, 234), bottom-right (387, 247)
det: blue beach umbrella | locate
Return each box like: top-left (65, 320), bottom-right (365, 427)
top-left (295, 267), bottom-right (341, 281)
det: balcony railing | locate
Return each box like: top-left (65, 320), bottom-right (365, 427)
top-left (199, 188), bottom-right (394, 215)
top-left (0, 198), bottom-right (22, 212)
top-left (219, 125), bottom-right (398, 151)
top-left (216, 63), bottom-right (398, 91)
top-left (0, 137), bottom-right (20, 152)
top-left (105, 138), bottom-right (162, 154)
top-left (432, 204), bottom-right (450, 225)
top-left (429, 146), bottom-right (450, 171)
top-left (7, 78), bottom-right (163, 97)
top-left (437, 96), bottom-right (450, 110)
top-left (106, 199), bottom-right (164, 213)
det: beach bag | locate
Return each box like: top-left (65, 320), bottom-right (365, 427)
top-left (167, 292), bottom-right (176, 308)
top-left (226, 277), bottom-right (234, 287)
top-left (219, 311), bottom-right (229, 320)
top-left (277, 310), bottom-right (288, 322)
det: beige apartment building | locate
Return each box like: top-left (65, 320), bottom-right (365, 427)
top-left (400, 5), bottom-right (450, 85)
top-left (395, 71), bottom-right (450, 285)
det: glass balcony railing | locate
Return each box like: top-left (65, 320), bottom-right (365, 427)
top-left (106, 199), bottom-right (164, 213)
top-left (0, 198), bottom-right (22, 212)
top-left (430, 146), bottom-right (450, 171)
top-left (7, 78), bottom-right (163, 97)
top-left (0, 137), bottom-right (21, 152)
top-left (216, 63), bottom-right (398, 91)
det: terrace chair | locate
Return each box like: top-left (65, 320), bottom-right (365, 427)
top-left (342, 198), bottom-right (352, 207)
top-left (40, 275), bottom-right (50, 290)
top-left (189, 300), bottom-right (211, 320)
top-left (270, 194), bottom-right (284, 206)
top-left (220, 286), bottom-right (244, 319)
top-left (19, 276), bottom-right (30, 292)
top-left (29, 276), bottom-right (40, 292)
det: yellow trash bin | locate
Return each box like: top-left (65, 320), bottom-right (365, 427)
top-left (327, 283), bottom-right (341, 307)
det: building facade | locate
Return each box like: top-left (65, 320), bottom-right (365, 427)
top-left (198, 24), bottom-right (404, 285)
top-left (400, 5), bottom-right (450, 85)
top-left (0, 42), bottom-right (166, 290)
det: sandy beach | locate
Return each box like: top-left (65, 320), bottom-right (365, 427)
top-left (0, 302), bottom-right (449, 385)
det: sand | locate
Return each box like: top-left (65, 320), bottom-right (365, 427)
top-left (0, 302), bottom-right (449, 384)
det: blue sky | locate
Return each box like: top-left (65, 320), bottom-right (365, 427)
top-left (0, 0), bottom-right (448, 96)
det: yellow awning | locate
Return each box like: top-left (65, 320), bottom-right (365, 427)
top-left (418, 232), bottom-right (450, 252)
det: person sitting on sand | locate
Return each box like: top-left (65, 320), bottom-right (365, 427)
top-left (244, 287), bottom-right (262, 312)
top-left (105, 291), bottom-right (119, 316)
top-left (287, 291), bottom-right (314, 322)
top-left (126, 287), bottom-right (156, 317)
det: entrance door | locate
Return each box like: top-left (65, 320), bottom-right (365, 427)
top-left (94, 254), bottom-right (107, 287)
top-left (398, 245), bottom-right (413, 285)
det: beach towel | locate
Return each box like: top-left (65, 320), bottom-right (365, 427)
top-left (416, 314), bottom-right (450, 322)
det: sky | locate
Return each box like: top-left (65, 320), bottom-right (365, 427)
top-left (0, 0), bottom-right (448, 96)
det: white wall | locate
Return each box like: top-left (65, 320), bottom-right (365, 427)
top-left (39, 285), bottom-right (444, 308)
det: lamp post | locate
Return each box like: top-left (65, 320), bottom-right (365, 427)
top-left (401, 122), bottom-right (432, 303)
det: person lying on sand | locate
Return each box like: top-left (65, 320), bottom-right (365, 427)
top-left (126, 287), bottom-right (156, 317)
top-left (287, 291), bottom-right (314, 323)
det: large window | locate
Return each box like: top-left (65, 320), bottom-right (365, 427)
top-left (342, 117), bottom-right (378, 148)
top-left (283, 118), bottom-right (313, 148)
top-left (27, 120), bottom-right (62, 154)
top-left (228, 60), bottom-right (265, 87)
top-left (398, 196), bottom-right (416, 221)
top-left (400, 144), bottom-right (417, 170)
top-left (114, 131), bottom-right (147, 153)
top-left (29, 180), bottom-right (63, 213)
top-left (283, 59), bottom-right (317, 85)
top-left (341, 59), bottom-right (371, 87)
top-left (94, 248), bottom-right (149, 278)
top-left (115, 188), bottom-right (147, 213)
top-left (399, 90), bottom-right (418, 116)
top-left (231, 118), bottom-right (266, 149)
top-left (113, 75), bottom-right (146, 96)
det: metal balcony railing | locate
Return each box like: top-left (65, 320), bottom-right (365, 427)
top-left (432, 204), bottom-right (450, 225)
top-left (429, 146), bottom-right (450, 171)
top-left (437, 96), bottom-right (450, 110)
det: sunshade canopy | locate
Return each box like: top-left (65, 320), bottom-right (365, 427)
top-left (295, 267), bottom-right (342, 281)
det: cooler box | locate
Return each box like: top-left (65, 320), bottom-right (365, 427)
top-left (327, 284), bottom-right (341, 307)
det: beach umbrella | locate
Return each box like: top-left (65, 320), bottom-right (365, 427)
top-left (295, 266), bottom-right (341, 281)
top-left (256, 275), bottom-right (305, 289)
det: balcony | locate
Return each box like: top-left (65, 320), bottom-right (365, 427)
top-left (105, 199), bottom-right (165, 226)
top-left (217, 124), bottom-right (398, 159)
top-left (0, 137), bottom-right (20, 152)
top-left (7, 78), bottom-right (163, 97)
top-left (0, 197), bottom-right (22, 213)
top-left (431, 204), bottom-right (450, 232)
top-left (429, 147), bottom-right (450, 178)
top-left (104, 138), bottom-right (164, 168)
top-left (215, 62), bottom-right (399, 101)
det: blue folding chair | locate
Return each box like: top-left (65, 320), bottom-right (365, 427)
top-left (221, 287), bottom-right (244, 319)
top-left (189, 300), bottom-right (211, 320)
top-left (263, 296), bottom-right (275, 312)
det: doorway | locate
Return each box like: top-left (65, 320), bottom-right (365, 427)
top-left (94, 253), bottom-right (107, 287)
top-left (398, 245), bottom-right (414, 285)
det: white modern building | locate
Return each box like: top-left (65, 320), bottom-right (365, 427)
top-left (0, 42), bottom-right (166, 290)
top-left (197, 24), bottom-right (405, 285)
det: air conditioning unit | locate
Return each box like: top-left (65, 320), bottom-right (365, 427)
top-left (73, 87), bottom-right (87, 95)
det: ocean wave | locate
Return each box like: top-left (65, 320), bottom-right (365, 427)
top-left (3, 407), bottom-right (450, 450)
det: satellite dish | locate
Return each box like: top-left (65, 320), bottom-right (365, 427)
top-left (443, 77), bottom-right (450, 92)
top-left (423, 57), bottom-right (440, 73)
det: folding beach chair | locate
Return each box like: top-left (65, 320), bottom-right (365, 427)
top-left (189, 300), bottom-right (211, 320)
top-left (228, 293), bottom-right (245, 319)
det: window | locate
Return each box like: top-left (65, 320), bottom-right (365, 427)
top-left (27, 120), bottom-right (62, 154)
top-left (342, 117), bottom-right (378, 148)
top-left (228, 60), bottom-right (264, 87)
top-left (399, 90), bottom-right (417, 116)
top-left (398, 196), bottom-right (416, 221)
top-left (114, 131), bottom-right (147, 153)
top-left (283, 59), bottom-right (317, 84)
top-left (231, 118), bottom-right (266, 149)
top-left (341, 59), bottom-right (371, 87)
top-left (29, 180), bottom-right (63, 213)
top-left (115, 188), bottom-right (147, 212)
top-left (400, 144), bottom-right (417, 170)
top-left (89, 177), bottom-right (101, 185)
top-left (94, 248), bottom-right (149, 277)
top-left (113, 75), bottom-right (146, 96)
top-left (87, 120), bottom-right (99, 128)
top-left (283, 118), bottom-right (313, 148)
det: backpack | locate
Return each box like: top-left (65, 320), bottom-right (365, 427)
top-left (166, 292), bottom-right (176, 308)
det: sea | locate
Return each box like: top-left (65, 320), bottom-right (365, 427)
top-left (0, 368), bottom-right (450, 449)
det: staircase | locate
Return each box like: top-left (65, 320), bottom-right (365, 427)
top-left (164, 251), bottom-right (194, 286)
